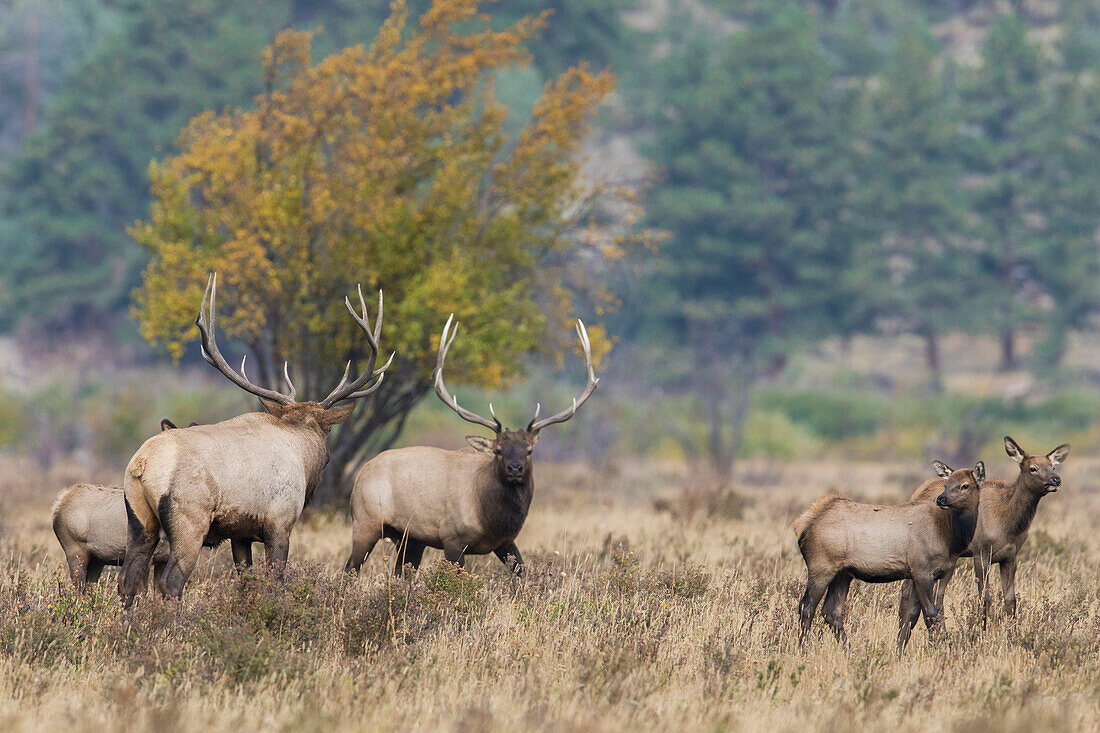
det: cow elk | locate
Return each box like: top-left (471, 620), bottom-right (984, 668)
top-left (53, 419), bottom-right (188, 592)
top-left (119, 274), bottom-right (392, 604)
top-left (793, 461), bottom-right (984, 654)
top-left (344, 314), bottom-right (599, 576)
top-left (900, 436), bottom-right (1069, 625)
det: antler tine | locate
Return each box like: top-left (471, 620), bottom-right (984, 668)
top-left (193, 272), bottom-right (296, 405)
top-left (319, 287), bottom-right (390, 408)
top-left (528, 319), bottom-right (600, 433)
top-left (432, 315), bottom-right (501, 432)
top-left (283, 361), bottom-right (296, 401)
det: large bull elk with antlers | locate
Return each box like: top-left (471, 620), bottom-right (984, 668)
top-left (344, 314), bottom-right (599, 575)
top-left (119, 274), bottom-right (392, 604)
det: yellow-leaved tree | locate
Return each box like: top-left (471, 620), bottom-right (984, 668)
top-left (132, 0), bottom-right (626, 499)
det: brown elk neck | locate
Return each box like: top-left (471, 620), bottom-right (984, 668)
top-left (1003, 472), bottom-right (1045, 536)
top-left (476, 466), bottom-right (534, 540)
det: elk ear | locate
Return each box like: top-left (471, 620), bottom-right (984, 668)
top-left (1047, 443), bottom-right (1070, 466)
top-left (466, 436), bottom-right (495, 454)
top-left (973, 461), bottom-right (985, 487)
top-left (320, 401), bottom-right (356, 428)
top-left (932, 460), bottom-right (952, 479)
top-left (1004, 436), bottom-right (1026, 464)
top-left (260, 399), bottom-right (290, 419)
top-left (160, 418), bottom-right (177, 431)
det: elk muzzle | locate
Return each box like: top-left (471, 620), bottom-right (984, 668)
top-left (935, 493), bottom-right (950, 509)
top-left (1046, 475), bottom-right (1061, 492)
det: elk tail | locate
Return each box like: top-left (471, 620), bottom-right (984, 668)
top-left (792, 492), bottom-right (845, 545)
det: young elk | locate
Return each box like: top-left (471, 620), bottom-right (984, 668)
top-left (344, 314), bottom-right (599, 576)
top-left (900, 436), bottom-right (1069, 625)
top-left (54, 419), bottom-right (185, 592)
top-left (119, 274), bottom-right (392, 604)
top-left (794, 461), bottom-right (984, 654)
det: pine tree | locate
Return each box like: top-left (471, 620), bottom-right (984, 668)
top-left (643, 5), bottom-right (856, 477)
top-left (854, 22), bottom-right (972, 382)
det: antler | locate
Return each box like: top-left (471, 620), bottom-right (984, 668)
top-left (318, 284), bottom-right (394, 408)
top-left (433, 314), bottom-right (502, 433)
top-left (527, 320), bottom-right (600, 433)
top-left (196, 273), bottom-right (298, 405)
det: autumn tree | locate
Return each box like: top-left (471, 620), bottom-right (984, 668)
top-left (132, 0), bottom-right (617, 500)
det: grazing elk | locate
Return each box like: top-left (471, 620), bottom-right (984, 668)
top-left (793, 461), bottom-right (984, 654)
top-left (53, 419), bottom-right (187, 592)
top-left (54, 484), bottom-right (170, 593)
top-left (344, 314), bottom-right (599, 576)
top-left (900, 436), bottom-right (1069, 625)
top-left (119, 274), bottom-right (392, 604)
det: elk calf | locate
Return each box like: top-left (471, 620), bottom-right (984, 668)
top-left (794, 461), bottom-right (984, 654)
top-left (901, 436), bottom-right (1069, 624)
top-left (345, 315), bottom-right (599, 576)
top-left (53, 483), bottom-right (170, 592)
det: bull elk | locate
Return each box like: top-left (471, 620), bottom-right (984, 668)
top-left (344, 314), bottom-right (599, 576)
top-left (900, 435), bottom-right (1069, 626)
top-left (119, 274), bottom-right (392, 604)
top-left (793, 461), bottom-right (984, 654)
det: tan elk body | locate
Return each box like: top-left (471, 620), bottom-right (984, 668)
top-left (53, 418), bottom-right (196, 591)
top-left (119, 275), bottom-right (391, 603)
top-left (345, 315), bottom-right (599, 574)
top-left (899, 436), bottom-right (1069, 625)
top-left (794, 461), bottom-right (984, 653)
top-left (53, 483), bottom-right (170, 591)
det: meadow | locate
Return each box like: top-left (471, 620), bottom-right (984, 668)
top-left (1, 453), bottom-right (1098, 732)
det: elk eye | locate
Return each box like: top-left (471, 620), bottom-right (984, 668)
top-left (494, 449), bottom-right (502, 456)
top-left (1029, 466), bottom-right (1037, 473)
top-left (961, 484), bottom-right (968, 490)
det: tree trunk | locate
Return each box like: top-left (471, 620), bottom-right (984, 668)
top-left (1000, 327), bottom-right (1017, 371)
top-left (922, 327), bottom-right (942, 391)
top-left (23, 13), bottom-right (39, 139)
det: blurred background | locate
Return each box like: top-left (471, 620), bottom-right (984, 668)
top-left (2, 0), bottom-right (1100, 499)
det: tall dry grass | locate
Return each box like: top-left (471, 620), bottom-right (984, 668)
top-left (0, 455), bottom-right (1098, 732)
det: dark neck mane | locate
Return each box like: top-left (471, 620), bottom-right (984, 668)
top-left (948, 506), bottom-right (978, 556)
top-left (477, 464), bottom-right (534, 540)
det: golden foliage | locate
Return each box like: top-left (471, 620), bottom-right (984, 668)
top-left (132, 0), bottom-right (620, 392)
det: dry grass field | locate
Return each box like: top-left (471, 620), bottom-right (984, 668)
top-left (1, 453), bottom-right (1099, 732)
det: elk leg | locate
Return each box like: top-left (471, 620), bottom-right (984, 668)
top-left (392, 537), bottom-right (426, 577)
top-left (973, 552), bottom-right (992, 627)
top-left (160, 502), bottom-right (210, 599)
top-left (66, 551), bottom-right (88, 594)
top-left (798, 573), bottom-right (831, 646)
top-left (344, 525), bottom-right (383, 574)
top-left (152, 560), bottom-right (167, 596)
top-left (999, 555), bottom-right (1018, 618)
top-left (493, 543), bottom-right (525, 576)
top-left (933, 563), bottom-right (956, 620)
top-left (443, 545), bottom-right (466, 569)
top-left (84, 558), bottom-right (105, 586)
top-left (820, 573), bottom-right (852, 646)
top-left (897, 580), bottom-right (923, 654)
top-left (913, 576), bottom-right (942, 639)
top-left (262, 527), bottom-right (291, 578)
top-left (231, 539), bottom-right (253, 570)
top-left (119, 494), bottom-right (161, 607)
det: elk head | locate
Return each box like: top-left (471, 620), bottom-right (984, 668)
top-left (433, 314), bottom-right (600, 485)
top-left (1004, 436), bottom-right (1069, 494)
top-left (194, 273), bottom-right (394, 434)
top-left (932, 460), bottom-right (984, 512)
